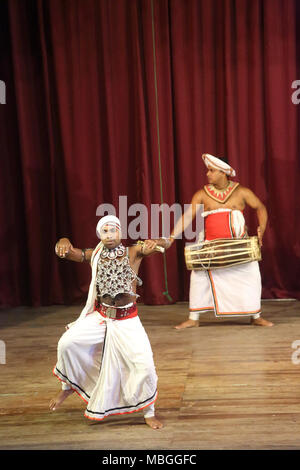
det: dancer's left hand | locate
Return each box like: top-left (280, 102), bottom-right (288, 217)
top-left (142, 239), bottom-right (158, 255)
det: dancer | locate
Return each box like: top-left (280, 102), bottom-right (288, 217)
top-left (50, 215), bottom-right (169, 429)
top-left (170, 153), bottom-right (273, 329)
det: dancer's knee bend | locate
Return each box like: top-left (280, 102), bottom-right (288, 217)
top-left (57, 332), bottom-right (76, 356)
top-left (136, 361), bottom-right (157, 379)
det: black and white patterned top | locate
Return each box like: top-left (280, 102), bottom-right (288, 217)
top-left (96, 245), bottom-right (142, 299)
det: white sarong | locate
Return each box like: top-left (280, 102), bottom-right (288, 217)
top-left (189, 261), bottom-right (261, 318)
top-left (189, 209), bottom-right (262, 319)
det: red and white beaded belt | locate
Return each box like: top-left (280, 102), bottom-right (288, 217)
top-left (95, 302), bottom-right (138, 320)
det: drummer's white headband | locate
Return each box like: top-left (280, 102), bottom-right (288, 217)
top-left (202, 153), bottom-right (236, 177)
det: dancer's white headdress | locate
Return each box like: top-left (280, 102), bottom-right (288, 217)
top-left (202, 153), bottom-right (236, 177)
top-left (96, 215), bottom-right (121, 238)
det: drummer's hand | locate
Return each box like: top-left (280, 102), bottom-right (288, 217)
top-left (257, 227), bottom-right (263, 247)
top-left (142, 239), bottom-right (158, 255)
top-left (55, 238), bottom-right (73, 258)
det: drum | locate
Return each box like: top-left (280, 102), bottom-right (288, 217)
top-left (184, 236), bottom-right (261, 271)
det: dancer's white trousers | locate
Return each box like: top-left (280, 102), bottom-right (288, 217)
top-left (53, 311), bottom-right (157, 420)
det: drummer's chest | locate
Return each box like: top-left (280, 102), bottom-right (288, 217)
top-left (203, 195), bottom-right (245, 212)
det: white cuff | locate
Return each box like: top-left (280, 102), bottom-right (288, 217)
top-left (61, 382), bottom-right (72, 391)
top-left (143, 403), bottom-right (155, 419)
top-left (252, 313), bottom-right (260, 320)
top-left (189, 311), bottom-right (200, 321)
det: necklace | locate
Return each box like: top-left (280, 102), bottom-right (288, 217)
top-left (204, 181), bottom-right (239, 203)
top-left (100, 243), bottom-right (126, 260)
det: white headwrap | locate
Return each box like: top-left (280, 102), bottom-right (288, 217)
top-left (202, 153), bottom-right (236, 177)
top-left (96, 215), bottom-right (121, 238)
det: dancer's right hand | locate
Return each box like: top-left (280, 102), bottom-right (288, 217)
top-left (55, 238), bottom-right (73, 258)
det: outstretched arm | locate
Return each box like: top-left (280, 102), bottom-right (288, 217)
top-left (169, 190), bottom-right (204, 245)
top-left (129, 238), bottom-right (170, 261)
top-left (136, 238), bottom-right (170, 256)
top-left (55, 238), bottom-right (94, 262)
top-left (242, 188), bottom-right (268, 246)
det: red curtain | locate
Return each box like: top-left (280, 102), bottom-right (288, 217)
top-left (0, 0), bottom-right (299, 308)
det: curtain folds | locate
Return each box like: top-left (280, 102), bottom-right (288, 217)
top-left (0, 0), bottom-right (299, 307)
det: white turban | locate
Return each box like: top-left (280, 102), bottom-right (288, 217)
top-left (202, 153), bottom-right (236, 177)
top-left (96, 215), bottom-right (121, 238)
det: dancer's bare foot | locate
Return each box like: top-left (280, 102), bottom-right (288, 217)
top-left (145, 416), bottom-right (163, 429)
top-left (174, 319), bottom-right (199, 330)
top-left (251, 317), bottom-right (274, 327)
top-left (49, 389), bottom-right (74, 411)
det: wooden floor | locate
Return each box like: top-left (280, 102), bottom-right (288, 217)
top-left (0, 300), bottom-right (299, 450)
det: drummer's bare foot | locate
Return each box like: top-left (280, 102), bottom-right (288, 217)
top-left (145, 416), bottom-right (163, 429)
top-left (49, 389), bottom-right (74, 411)
top-left (174, 319), bottom-right (199, 330)
top-left (251, 317), bottom-right (274, 327)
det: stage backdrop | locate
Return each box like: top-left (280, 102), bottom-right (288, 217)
top-left (0, 0), bottom-right (299, 308)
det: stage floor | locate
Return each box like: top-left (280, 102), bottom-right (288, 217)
top-left (0, 300), bottom-right (299, 450)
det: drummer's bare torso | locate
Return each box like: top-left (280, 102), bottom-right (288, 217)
top-left (191, 165), bottom-right (265, 214)
top-left (195, 183), bottom-right (247, 212)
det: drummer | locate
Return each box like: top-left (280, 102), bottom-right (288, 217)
top-left (169, 153), bottom-right (273, 328)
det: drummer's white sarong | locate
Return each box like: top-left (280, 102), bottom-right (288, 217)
top-left (53, 311), bottom-right (158, 420)
top-left (189, 261), bottom-right (261, 319)
top-left (189, 209), bottom-right (261, 320)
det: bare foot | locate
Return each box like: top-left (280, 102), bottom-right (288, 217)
top-left (145, 416), bottom-right (163, 429)
top-left (251, 317), bottom-right (274, 327)
top-left (49, 389), bottom-right (74, 411)
top-left (174, 319), bottom-right (199, 330)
